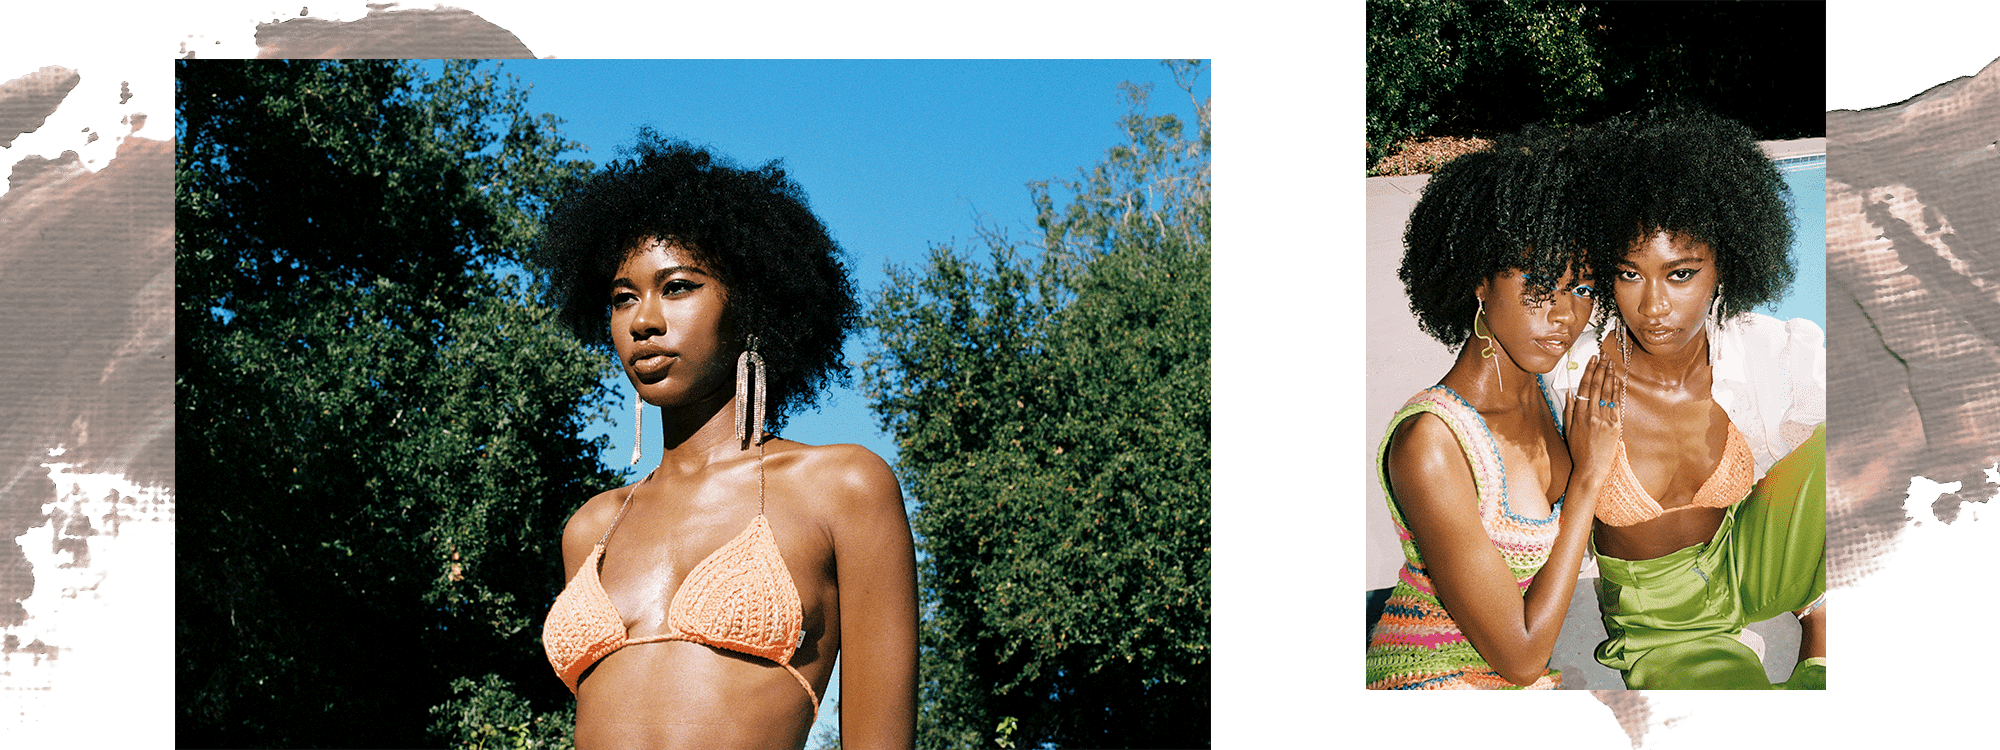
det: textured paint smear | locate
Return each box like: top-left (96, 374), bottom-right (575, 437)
top-left (0, 75), bottom-right (172, 621)
top-left (1591, 690), bottom-right (1656, 748)
top-left (1824, 56), bottom-right (2000, 582)
top-left (249, 5), bottom-right (536, 59)
top-left (0, 456), bottom-right (170, 732)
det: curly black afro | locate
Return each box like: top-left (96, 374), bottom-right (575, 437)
top-left (1582, 104), bottom-right (1795, 322)
top-left (533, 130), bottom-right (858, 434)
top-left (1399, 125), bottom-right (1597, 346)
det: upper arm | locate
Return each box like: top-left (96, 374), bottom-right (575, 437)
top-left (1384, 415), bottom-right (1535, 678)
top-left (820, 446), bottom-right (917, 749)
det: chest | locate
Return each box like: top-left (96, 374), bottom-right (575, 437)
top-left (1619, 384), bottom-right (1731, 509)
top-left (1485, 405), bottom-right (1568, 520)
top-left (594, 482), bottom-right (828, 636)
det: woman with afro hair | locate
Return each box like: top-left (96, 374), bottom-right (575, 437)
top-left (1549, 106), bottom-right (1826, 690)
top-left (534, 131), bottom-right (916, 746)
top-left (1366, 126), bottom-right (1626, 689)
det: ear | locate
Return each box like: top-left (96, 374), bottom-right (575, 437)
top-left (1474, 277), bottom-right (1492, 305)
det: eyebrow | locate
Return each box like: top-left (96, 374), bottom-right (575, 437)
top-left (1617, 256), bottom-right (1709, 269)
top-left (610, 264), bottom-right (712, 288)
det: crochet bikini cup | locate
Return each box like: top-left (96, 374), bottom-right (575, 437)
top-left (1595, 422), bottom-right (1754, 527)
top-left (541, 475), bottom-right (817, 717)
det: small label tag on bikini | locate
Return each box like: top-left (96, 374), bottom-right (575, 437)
top-left (797, 629), bottom-right (806, 648)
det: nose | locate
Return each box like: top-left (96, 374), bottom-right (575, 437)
top-left (1640, 279), bottom-right (1670, 319)
top-left (1548, 294), bottom-right (1576, 325)
top-left (630, 293), bottom-right (664, 339)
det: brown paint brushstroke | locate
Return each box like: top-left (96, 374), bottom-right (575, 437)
top-left (0, 66), bottom-right (80, 149)
top-left (250, 6), bottom-right (536, 59)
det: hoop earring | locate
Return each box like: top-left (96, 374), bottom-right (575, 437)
top-left (1473, 299), bottom-right (1502, 390)
top-left (630, 392), bottom-right (644, 466)
top-left (736, 335), bottom-right (767, 447)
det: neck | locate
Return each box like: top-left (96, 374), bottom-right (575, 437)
top-left (648, 388), bottom-right (757, 474)
top-left (1622, 326), bottom-right (1709, 388)
top-left (1445, 335), bottom-right (1539, 410)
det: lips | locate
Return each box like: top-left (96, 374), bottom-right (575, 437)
top-left (1534, 337), bottom-right (1573, 356)
top-left (629, 348), bottom-right (676, 377)
top-left (1637, 326), bottom-right (1678, 344)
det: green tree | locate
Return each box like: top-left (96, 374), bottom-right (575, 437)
top-left (1368, 0), bottom-right (1607, 170)
top-left (175, 59), bottom-right (614, 747)
top-left (862, 60), bottom-right (1210, 749)
top-left (1366, 0), bottom-right (1470, 166)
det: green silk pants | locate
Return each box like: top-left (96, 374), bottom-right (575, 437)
top-left (1593, 423), bottom-right (1826, 690)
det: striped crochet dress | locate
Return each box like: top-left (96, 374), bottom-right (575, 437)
top-left (1366, 385), bottom-right (1563, 689)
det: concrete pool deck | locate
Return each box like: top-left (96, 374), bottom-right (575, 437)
top-left (1363, 137), bottom-right (1825, 689)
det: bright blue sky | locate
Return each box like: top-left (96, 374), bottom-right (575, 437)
top-left (456, 59), bottom-right (1209, 479)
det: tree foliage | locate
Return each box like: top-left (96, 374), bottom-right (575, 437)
top-left (1366, 0), bottom-right (1826, 171)
top-left (175, 59), bottom-right (614, 747)
top-left (862, 60), bottom-right (1210, 749)
top-left (1368, 0), bottom-right (1604, 168)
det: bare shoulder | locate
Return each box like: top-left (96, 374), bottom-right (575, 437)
top-left (769, 441), bottom-right (902, 511)
top-left (1385, 412), bottom-right (1477, 512)
top-left (766, 441), bottom-right (905, 541)
top-left (559, 483), bottom-right (635, 570)
top-left (1387, 411), bottom-right (1465, 479)
top-left (565, 484), bottom-right (632, 539)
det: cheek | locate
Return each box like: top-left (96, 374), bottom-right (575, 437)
top-left (1612, 287), bottom-right (1640, 317)
top-left (1495, 303), bottom-right (1543, 341)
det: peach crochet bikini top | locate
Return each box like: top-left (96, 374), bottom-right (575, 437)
top-left (541, 462), bottom-right (817, 717)
top-left (1596, 421), bottom-right (1755, 527)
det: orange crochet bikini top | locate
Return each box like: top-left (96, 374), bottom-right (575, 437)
top-left (541, 460), bottom-right (817, 718)
top-left (1596, 422), bottom-right (1755, 527)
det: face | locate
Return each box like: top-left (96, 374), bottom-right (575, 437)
top-left (1477, 266), bottom-right (1595, 375)
top-left (1612, 230), bottom-right (1719, 358)
top-left (609, 238), bottom-right (737, 407)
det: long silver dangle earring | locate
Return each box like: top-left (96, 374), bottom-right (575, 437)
top-left (1473, 299), bottom-right (1503, 390)
top-left (1616, 316), bottom-right (1629, 415)
top-left (735, 335), bottom-right (768, 448)
top-left (1705, 283), bottom-right (1724, 367)
top-left (1601, 314), bottom-right (1626, 418)
top-left (630, 391), bottom-right (644, 466)
top-left (736, 335), bottom-right (770, 512)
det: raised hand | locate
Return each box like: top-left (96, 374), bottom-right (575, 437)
top-left (1563, 351), bottom-right (1624, 500)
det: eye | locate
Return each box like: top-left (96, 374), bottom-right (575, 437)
top-left (610, 290), bottom-right (637, 307)
top-left (664, 279), bottom-right (703, 296)
top-left (1669, 268), bottom-right (1700, 282)
top-left (1570, 284), bottom-right (1595, 298)
top-left (1617, 270), bottom-right (1639, 282)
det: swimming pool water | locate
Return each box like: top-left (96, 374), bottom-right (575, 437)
top-left (1769, 154), bottom-right (1826, 331)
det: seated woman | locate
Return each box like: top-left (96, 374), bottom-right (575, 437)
top-left (1554, 106), bottom-right (1826, 690)
top-left (1367, 128), bottom-right (1623, 689)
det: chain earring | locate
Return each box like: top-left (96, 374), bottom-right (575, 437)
top-left (630, 392), bottom-right (644, 466)
top-left (1473, 299), bottom-right (1503, 390)
top-left (1706, 282), bottom-right (1724, 367)
top-left (736, 335), bottom-right (767, 447)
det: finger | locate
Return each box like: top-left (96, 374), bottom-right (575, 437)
top-left (1590, 355), bottom-right (1617, 415)
top-left (1577, 353), bottom-right (1593, 390)
top-left (1564, 367), bottom-right (1580, 427)
top-left (1568, 356), bottom-right (1593, 425)
top-left (1584, 353), bottom-right (1605, 404)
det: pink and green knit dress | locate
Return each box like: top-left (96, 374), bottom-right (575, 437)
top-left (1366, 384), bottom-right (1563, 689)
